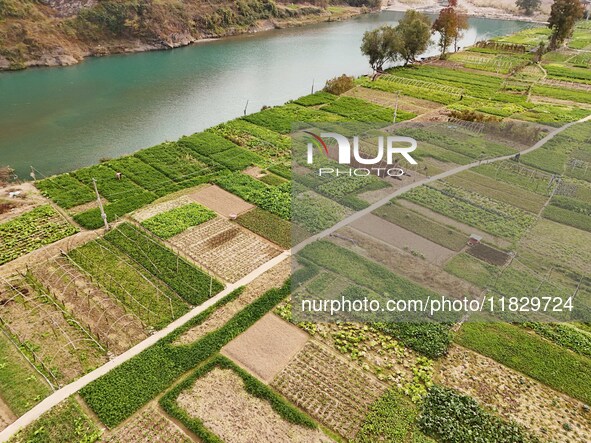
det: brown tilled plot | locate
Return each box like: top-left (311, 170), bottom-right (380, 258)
top-left (32, 256), bottom-right (147, 354)
top-left (169, 217), bottom-right (281, 283)
top-left (101, 404), bottom-right (192, 443)
top-left (272, 340), bottom-right (386, 440)
top-left (466, 243), bottom-right (511, 266)
top-left (221, 313), bottom-right (309, 383)
top-left (187, 185), bottom-right (254, 217)
top-left (176, 368), bottom-right (333, 443)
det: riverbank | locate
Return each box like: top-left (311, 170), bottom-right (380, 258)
top-left (0, 3), bottom-right (365, 71)
top-left (383, 0), bottom-right (550, 24)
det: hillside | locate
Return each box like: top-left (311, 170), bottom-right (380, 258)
top-left (0, 0), bottom-right (379, 70)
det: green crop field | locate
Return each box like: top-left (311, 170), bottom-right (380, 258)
top-left (374, 201), bottom-right (468, 251)
top-left (141, 203), bottom-right (216, 239)
top-left (236, 208), bottom-right (292, 249)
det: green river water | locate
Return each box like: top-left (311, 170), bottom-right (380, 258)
top-left (0, 11), bottom-right (532, 178)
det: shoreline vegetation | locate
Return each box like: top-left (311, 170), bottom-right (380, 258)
top-left (0, 1), bottom-right (372, 71)
top-left (0, 0), bottom-right (553, 72)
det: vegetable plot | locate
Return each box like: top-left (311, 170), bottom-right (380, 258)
top-left (0, 205), bottom-right (78, 265)
top-left (141, 203), bottom-right (216, 239)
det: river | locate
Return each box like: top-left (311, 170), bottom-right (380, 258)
top-left (0, 11), bottom-right (533, 178)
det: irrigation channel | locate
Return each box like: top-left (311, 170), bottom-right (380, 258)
top-left (1, 112), bottom-right (589, 443)
top-left (0, 11), bottom-right (533, 178)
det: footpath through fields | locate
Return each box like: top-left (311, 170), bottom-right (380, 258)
top-left (1, 113), bottom-right (590, 442)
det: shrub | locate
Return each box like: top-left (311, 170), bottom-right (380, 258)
top-left (324, 74), bottom-right (356, 95)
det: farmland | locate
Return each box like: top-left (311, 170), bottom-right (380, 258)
top-left (0, 205), bottom-right (78, 265)
top-left (2, 20), bottom-right (591, 443)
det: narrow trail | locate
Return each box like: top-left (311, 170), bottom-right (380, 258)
top-left (1, 113), bottom-right (590, 442)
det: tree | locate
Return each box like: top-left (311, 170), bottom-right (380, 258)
top-left (515, 0), bottom-right (542, 15)
top-left (453, 12), bottom-right (469, 52)
top-left (548, 0), bottom-right (584, 49)
top-left (432, 8), bottom-right (456, 57)
top-left (360, 25), bottom-right (401, 73)
top-left (396, 10), bottom-right (432, 65)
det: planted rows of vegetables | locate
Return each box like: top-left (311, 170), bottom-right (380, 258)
top-left (141, 203), bottom-right (216, 239)
top-left (104, 223), bottom-right (224, 306)
top-left (80, 278), bottom-right (292, 428)
top-left (236, 208), bottom-right (292, 249)
top-left (0, 205), bottom-right (78, 265)
top-left (401, 184), bottom-right (535, 241)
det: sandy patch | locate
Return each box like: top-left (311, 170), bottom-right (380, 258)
top-left (243, 166), bottom-right (266, 178)
top-left (350, 213), bottom-right (456, 265)
top-left (177, 368), bottom-right (332, 443)
top-left (169, 217), bottom-right (281, 283)
top-left (222, 313), bottom-right (308, 383)
top-left (438, 345), bottom-right (591, 443)
top-left (187, 185), bottom-right (253, 217)
top-left (174, 260), bottom-right (290, 346)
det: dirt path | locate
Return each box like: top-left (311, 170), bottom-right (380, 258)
top-left (1, 113), bottom-right (590, 443)
top-left (0, 397), bottom-right (15, 433)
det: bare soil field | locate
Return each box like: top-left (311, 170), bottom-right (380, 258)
top-left (187, 185), bottom-right (254, 217)
top-left (101, 404), bottom-right (194, 443)
top-left (169, 217), bottom-right (281, 283)
top-left (350, 213), bottom-right (456, 265)
top-left (438, 345), bottom-right (591, 443)
top-left (222, 313), bottom-right (309, 383)
top-left (176, 368), bottom-right (332, 443)
top-left (398, 199), bottom-right (512, 249)
top-left (0, 396), bottom-right (15, 432)
top-left (31, 256), bottom-right (147, 354)
top-left (0, 276), bottom-right (107, 386)
top-left (0, 183), bottom-right (45, 224)
top-left (131, 195), bottom-right (194, 223)
top-left (466, 243), bottom-right (511, 266)
top-left (331, 227), bottom-right (481, 299)
top-left (174, 260), bottom-right (290, 346)
top-left (271, 340), bottom-right (386, 440)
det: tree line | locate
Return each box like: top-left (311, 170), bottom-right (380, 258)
top-left (361, 0), bottom-right (586, 73)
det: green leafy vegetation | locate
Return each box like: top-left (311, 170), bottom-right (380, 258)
top-left (0, 332), bottom-right (51, 416)
top-left (374, 202), bottom-right (468, 251)
top-left (104, 223), bottom-right (223, 305)
top-left (419, 386), bottom-right (538, 443)
top-left (236, 208), bottom-right (292, 248)
top-left (160, 355), bottom-right (316, 443)
top-left (242, 103), bottom-right (345, 134)
top-left (216, 173), bottom-right (291, 219)
top-left (69, 239), bottom-right (189, 329)
top-left (0, 205), bottom-right (78, 265)
top-left (8, 398), bottom-right (101, 443)
top-left (402, 184), bottom-right (535, 240)
top-left (140, 203), bottom-right (216, 239)
top-left (321, 96), bottom-right (414, 122)
top-left (35, 174), bottom-right (95, 209)
top-left (107, 155), bottom-right (180, 197)
top-left (355, 389), bottom-right (432, 443)
top-left (293, 91), bottom-right (337, 106)
top-left (80, 279), bottom-right (290, 427)
top-left (526, 322), bottom-right (591, 358)
top-left (455, 321), bottom-right (591, 405)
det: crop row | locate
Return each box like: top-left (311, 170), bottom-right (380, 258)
top-left (141, 203), bottom-right (216, 239)
top-left (236, 208), bottom-right (292, 249)
top-left (0, 205), bottom-right (78, 265)
top-left (215, 172), bottom-right (291, 220)
top-left (293, 91), bottom-right (337, 107)
top-left (79, 277), bottom-right (292, 428)
top-left (402, 184), bottom-right (535, 241)
top-left (242, 103), bottom-right (346, 134)
top-left (104, 223), bottom-right (224, 305)
top-left (320, 96), bottom-right (415, 123)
